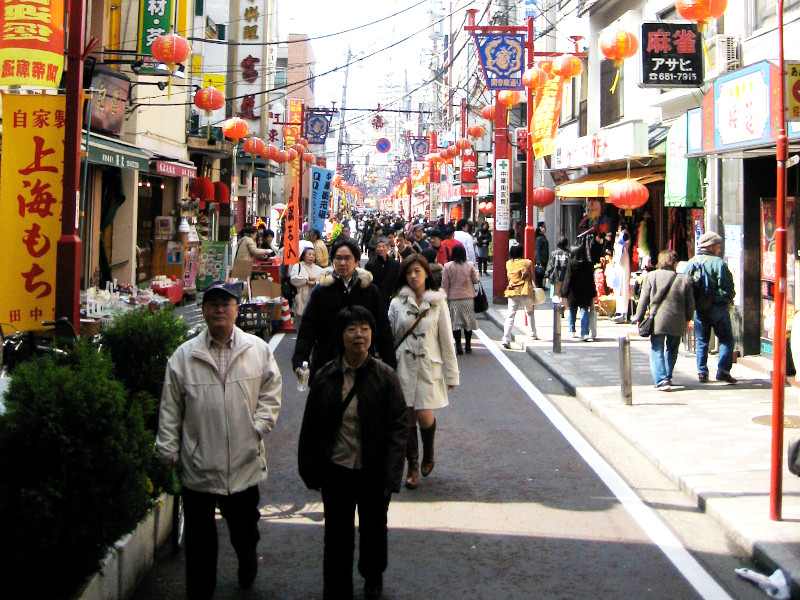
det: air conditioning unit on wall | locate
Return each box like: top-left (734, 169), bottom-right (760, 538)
top-left (705, 35), bottom-right (740, 81)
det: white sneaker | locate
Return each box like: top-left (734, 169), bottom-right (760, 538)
top-left (580, 335), bottom-right (589, 342)
top-left (571, 332), bottom-right (578, 339)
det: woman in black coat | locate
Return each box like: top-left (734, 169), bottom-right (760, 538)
top-left (560, 246), bottom-right (597, 341)
top-left (298, 306), bottom-right (407, 600)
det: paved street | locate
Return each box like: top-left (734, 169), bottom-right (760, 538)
top-left (133, 304), bottom-right (772, 599)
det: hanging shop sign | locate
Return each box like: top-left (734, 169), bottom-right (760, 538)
top-left (410, 137), bottom-right (429, 161)
top-left (0, 93), bottom-right (64, 332)
top-left (495, 158), bottom-right (510, 230)
top-left (305, 112), bottom-right (331, 145)
top-left (309, 166), bottom-right (334, 234)
top-left (786, 61), bottom-right (800, 122)
top-left (154, 160), bottom-right (197, 178)
top-left (137, 0), bottom-right (174, 72)
top-left (664, 113), bottom-right (704, 208)
top-left (232, 0), bottom-right (266, 129)
top-left (531, 75), bottom-right (564, 158)
top-left (474, 34), bottom-right (525, 91)
top-left (552, 122), bottom-right (648, 168)
top-left (85, 67), bottom-right (130, 136)
top-left (0, 0), bottom-right (65, 87)
top-left (397, 160), bottom-right (411, 178)
top-left (461, 154), bottom-right (478, 183)
top-left (639, 21), bottom-right (703, 89)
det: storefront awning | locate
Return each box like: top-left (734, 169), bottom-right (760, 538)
top-left (81, 132), bottom-right (151, 171)
top-left (555, 168), bottom-right (664, 198)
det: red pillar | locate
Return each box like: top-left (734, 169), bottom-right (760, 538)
top-left (57, 0), bottom-right (86, 331)
top-left (492, 96), bottom-right (510, 302)
top-left (771, 0), bottom-right (788, 521)
top-left (524, 17), bottom-right (536, 263)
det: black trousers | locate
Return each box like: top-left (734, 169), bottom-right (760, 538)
top-left (182, 485), bottom-right (261, 600)
top-left (321, 464), bottom-right (391, 600)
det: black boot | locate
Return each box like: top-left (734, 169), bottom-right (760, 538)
top-left (464, 330), bottom-right (472, 353)
top-left (405, 408), bottom-right (419, 489)
top-left (420, 420), bottom-right (436, 477)
top-left (453, 330), bottom-right (463, 355)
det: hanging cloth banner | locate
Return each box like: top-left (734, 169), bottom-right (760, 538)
top-left (305, 112), bottom-right (331, 145)
top-left (0, 92), bottom-right (64, 332)
top-left (410, 137), bottom-right (429, 161)
top-left (664, 113), bottom-right (705, 208)
top-left (309, 166), bottom-right (334, 234)
top-left (283, 178), bottom-right (300, 265)
top-left (397, 160), bottom-right (411, 178)
top-left (474, 34), bottom-right (525, 91)
top-left (285, 98), bottom-right (303, 173)
top-left (531, 75), bottom-right (565, 158)
top-left (0, 0), bottom-right (65, 87)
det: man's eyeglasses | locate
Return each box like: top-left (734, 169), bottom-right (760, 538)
top-left (333, 255), bottom-right (355, 263)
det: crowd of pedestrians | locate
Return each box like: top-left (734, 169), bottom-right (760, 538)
top-left (155, 211), bottom-right (740, 599)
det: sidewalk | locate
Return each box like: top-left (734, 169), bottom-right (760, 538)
top-left (478, 271), bottom-right (800, 594)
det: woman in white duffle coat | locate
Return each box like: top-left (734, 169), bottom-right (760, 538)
top-left (389, 254), bottom-right (459, 490)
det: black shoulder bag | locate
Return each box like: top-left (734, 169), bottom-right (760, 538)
top-left (638, 273), bottom-right (677, 338)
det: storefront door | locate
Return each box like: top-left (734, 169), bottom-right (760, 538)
top-left (760, 197), bottom-right (797, 356)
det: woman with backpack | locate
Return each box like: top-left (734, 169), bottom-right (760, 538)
top-left (633, 250), bottom-right (695, 391)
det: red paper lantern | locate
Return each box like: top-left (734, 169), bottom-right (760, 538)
top-left (553, 55), bottom-right (583, 79)
top-left (468, 124), bottom-right (486, 138)
top-left (193, 87), bottom-right (224, 116)
top-left (188, 176), bottom-right (214, 201)
top-left (497, 90), bottom-right (522, 108)
top-left (222, 117), bottom-right (248, 141)
top-left (485, 201), bottom-right (494, 213)
top-left (302, 153), bottom-right (315, 163)
top-left (151, 33), bottom-right (191, 67)
top-left (481, 104), bottom-right (496, 120)
top-left (532, 186), bottom-right (556, 208)
top-left (608, 179), bottom-right (649, 210)
top-left (292, 143), bottom-right (305, 154)
top-left (450, 205), bottom-right (463, 220)
top-left (298, 137), bottom-right (309, 147)
top-left (274, 150), bottom-right (288, 163)
top-left (599, 28), bottom-right (639, 63)
top-left (478, 201), bottom-right (487, 213)
top-left (539, 61), bottom-right (553, 77)
top-left (675, 0), bottom-right (727, 26)
top-left (455, 138), bottom-right (471, 151)
top-left (446, 145), bottom-right (459, 158)
top-left (266, 145), bottom-right (279, 160)
top-left (213, 181), bottom-right (229, 204)
top-left (286, 148), bottom-right (299, 161)
top-left (522, 67), bottom-right (548, 90)
top-left (242, 137), bottom-right (265, 156)
top-left (332, 173), bottom-right (343, 186)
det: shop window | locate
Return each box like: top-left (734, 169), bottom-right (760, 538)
top-left (579, 100), bottom-right (587, 137)
top-left (560, 63), bottom-right (583, 123)
top-left (600, 59), bottom-right (623, 127)
top-left (755, 0), bottom-right (800, 30)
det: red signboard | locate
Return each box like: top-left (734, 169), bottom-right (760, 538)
top-left (461, 154), bottom-right (477, 183)
top-left (154, 161), bottom-right (197, 178)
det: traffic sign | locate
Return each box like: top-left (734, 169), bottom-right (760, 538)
top-left (376, 138), bottom-right (391, 153)
top-left (787, 61), bottom-right (800, 122)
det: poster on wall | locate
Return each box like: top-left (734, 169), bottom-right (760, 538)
top-left (196, 241), bottom-right (229, 290)
top-left (760, 198), bottom-right (796, 354)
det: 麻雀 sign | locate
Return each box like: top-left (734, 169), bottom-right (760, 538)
top-left (640, 21), bottom-right (703, 89)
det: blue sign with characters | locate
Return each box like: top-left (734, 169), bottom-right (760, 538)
top-left (305, 113), bottom-right (331, 145)
top-left (397, 160), bottom-right (411, 178)
top-left (475, 34), bottom-right (525, 91)
top-left (309, 166), bottom-right (334, 234)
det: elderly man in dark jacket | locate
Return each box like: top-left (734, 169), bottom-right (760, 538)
top-left (292, 239), bottom-right (396, 382)
top-left (298, 306), bottom-right (407, 600)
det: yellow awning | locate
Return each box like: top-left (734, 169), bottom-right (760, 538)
top-left (555, 168), bottom-right (665, 198)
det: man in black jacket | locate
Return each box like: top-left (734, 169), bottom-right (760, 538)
top-left (364, 237), bottom-right (399, 309)
top-left (292, 239), bottom-right (396, 382)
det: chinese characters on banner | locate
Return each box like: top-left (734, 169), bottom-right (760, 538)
top-left (640, 22), bottom-right (703, 89)
top-left (285, 98), bottom-right (303, 173)
top-left (474, 34), bottom-right (525, 91)
top-left (283, 184), bottom-right (300, 266)
top-left (309, 167), bottom-right (333, 234)
top-left (137, 0), bottom-right (174, 72)
top-left (0, 93), bottom-right (64, 332)
top-left (495, 159), bottom-right (510, 230)
top-left (531, 75), bottom-right (565, 158)
top-left (0, 0), bottom-right (64, 87)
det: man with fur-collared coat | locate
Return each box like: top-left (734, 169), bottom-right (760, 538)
top-left (292, 238), bottom-right (396, 381)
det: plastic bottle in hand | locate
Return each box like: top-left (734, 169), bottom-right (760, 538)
top-left (297, 361), bottom-right (310, 391)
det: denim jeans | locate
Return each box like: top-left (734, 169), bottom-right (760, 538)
top-left (649, 334), bottom-right (681, 386)
top-left (568, 306), bottom-right (590, 336)
top-left (694, 303), bottom-right (735, 376)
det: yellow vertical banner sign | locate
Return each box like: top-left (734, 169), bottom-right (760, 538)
top-left (0, 0), bottom-right (65, 87)
top-left (531, 75), bottom-right (565, 159)
top-left (286, 98), bottom-right (303, 173)
top-left (283, 178), bottom-right (300, 265)
top-left (0, 93), bottom-right (65, 332)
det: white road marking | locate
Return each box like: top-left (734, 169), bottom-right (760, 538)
top-left (475, 329), bottom-right (733, 600)
top-left (268, 333), bottom-right (284, 353)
